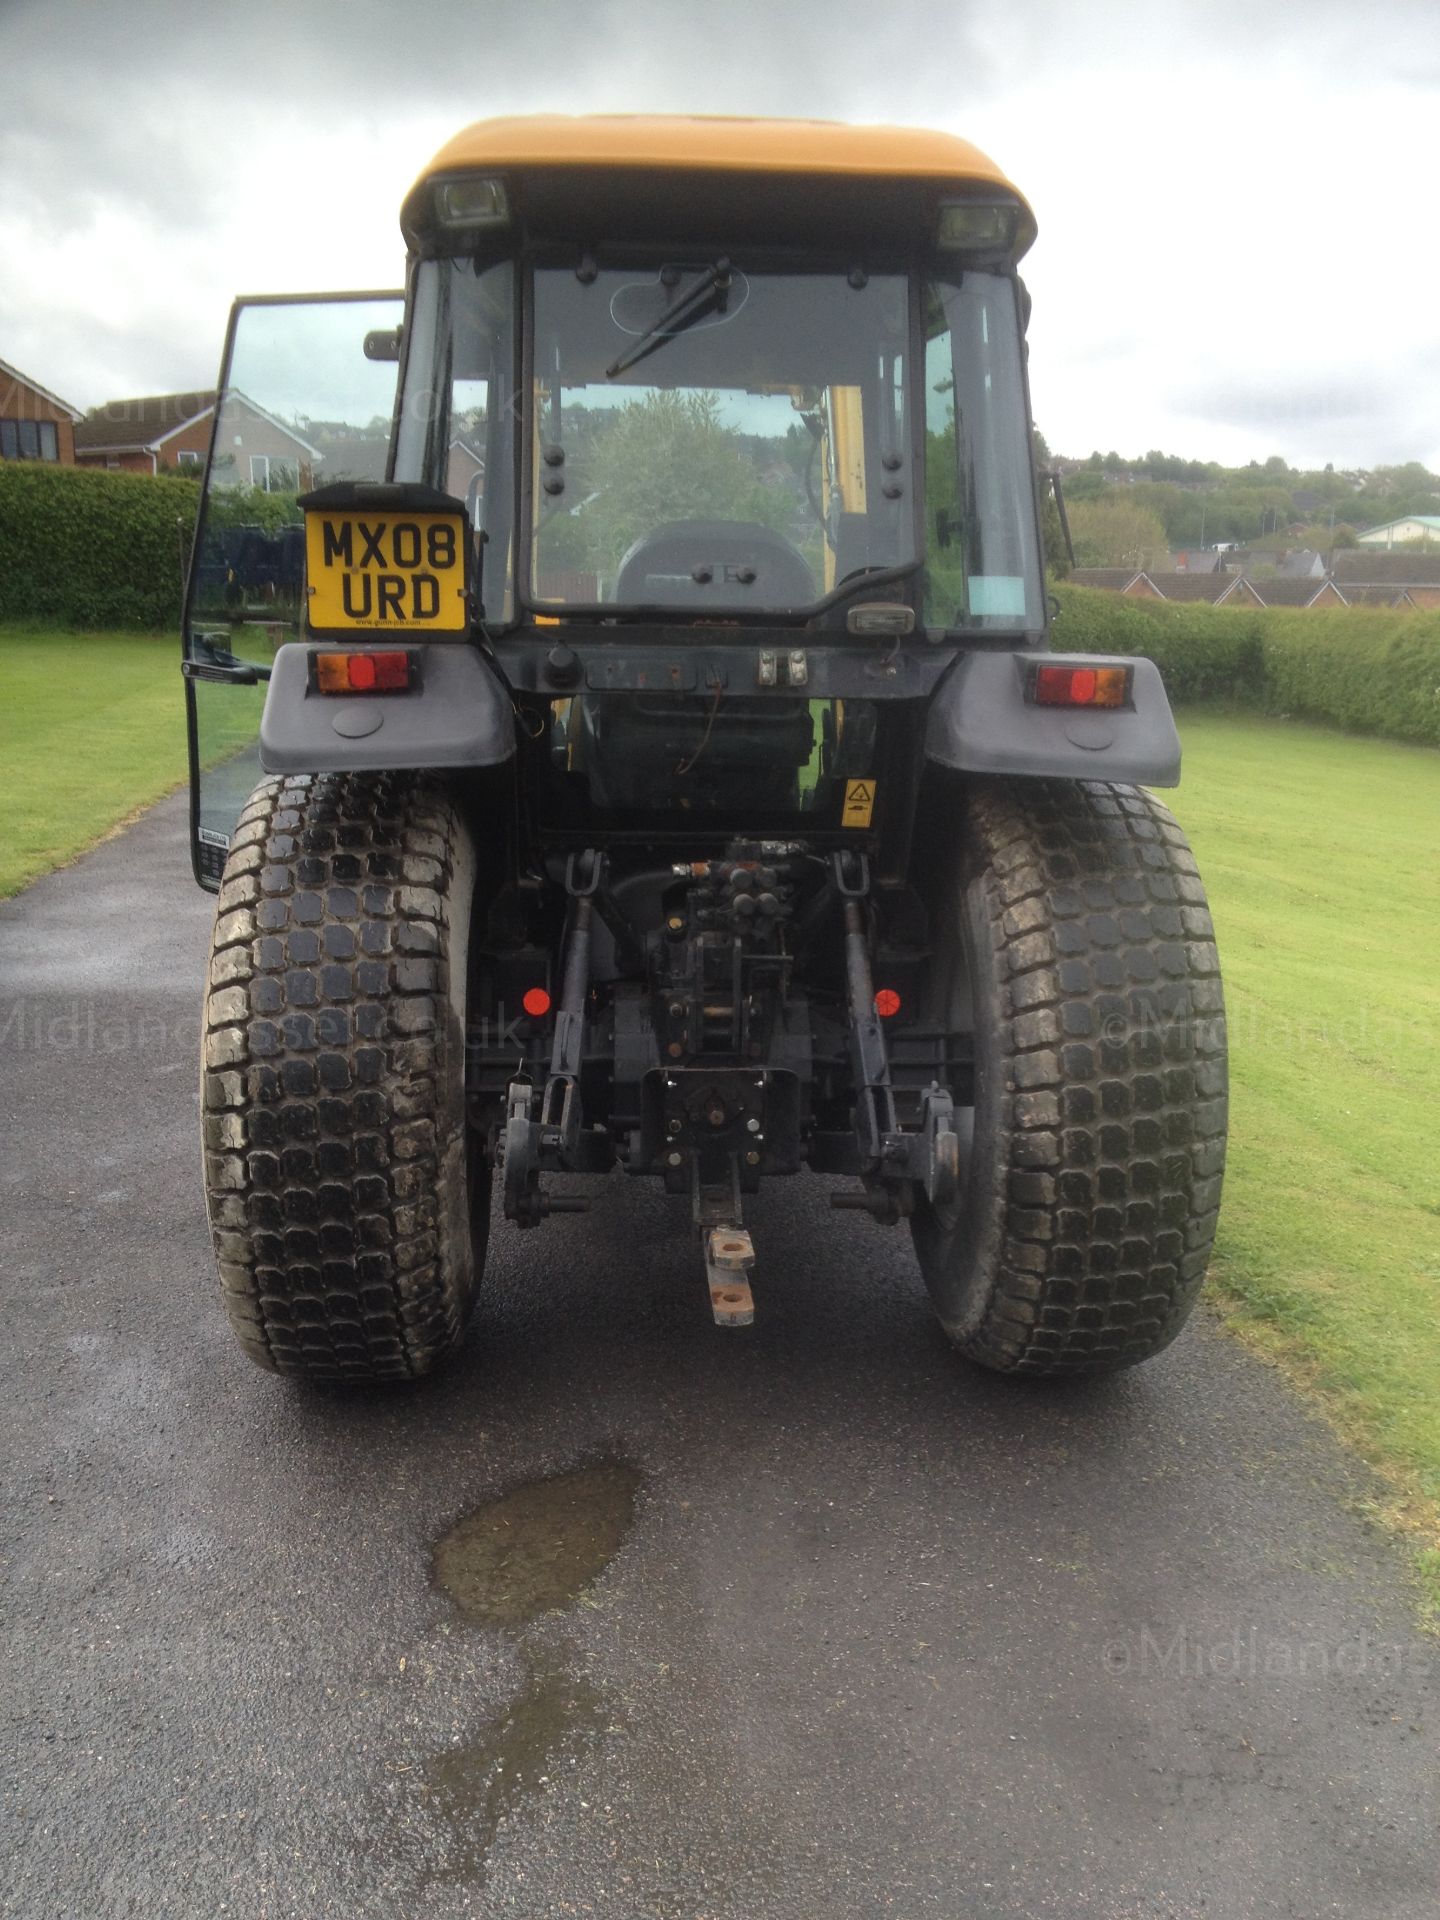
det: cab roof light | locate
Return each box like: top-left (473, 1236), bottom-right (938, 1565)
top-left (314, 650), bottom-right (413, 695)
top-left (1030, 663), bottom-right (1131, 711)
top-left (935, 198), bottom-right (1026, 257)
top-left (435, 175), bottom-right (510, 231)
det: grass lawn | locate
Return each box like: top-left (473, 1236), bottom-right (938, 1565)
top-left (0, 627), bottom-right (189, 898)
top-left (1172, 710), bottom-right (1440, 1588)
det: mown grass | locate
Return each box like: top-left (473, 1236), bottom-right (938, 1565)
top-left (0, 628), bottom-right (187, 897)
top-left (1172, 710), bottom-right (1440, 1603)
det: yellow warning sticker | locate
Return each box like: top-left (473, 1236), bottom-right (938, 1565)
top-left (842, 779), bottom-right (876, 828)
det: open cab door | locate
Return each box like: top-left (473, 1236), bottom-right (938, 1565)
top-left (182, 291), bottom-right (403, 888)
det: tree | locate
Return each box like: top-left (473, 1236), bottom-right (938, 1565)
top-left (1065, 498), bottom-right (1168, 571)
top-left (535, 390), bottom-right (801, 584)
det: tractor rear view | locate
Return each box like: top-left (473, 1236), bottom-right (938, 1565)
top-left (183, 116), bottom-right (1225, 1383)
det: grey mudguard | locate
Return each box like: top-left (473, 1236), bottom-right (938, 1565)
top-left (924, 650), bottom-right (1181, 787)
top-left (259, 643), bottom-right (516, 773)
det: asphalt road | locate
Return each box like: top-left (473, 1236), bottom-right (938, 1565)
top-left (2, 794), bottom-right (1437, 1920)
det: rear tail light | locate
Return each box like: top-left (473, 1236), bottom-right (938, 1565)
top-left (313, 650), bottom-right (413, 694)
top-left (1030, 663), bottom-right (1131, 710)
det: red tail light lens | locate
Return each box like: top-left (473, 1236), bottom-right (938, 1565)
top-left (874, 988), bottom-right (902, 1018)
top-left (522, 987), bottom-right (552, 1018)
top-left (314, 650), bottom-right (412, 694)
top-left (1031, 663), bottom-right (1130, 709)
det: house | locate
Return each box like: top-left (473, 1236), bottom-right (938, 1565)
top-left (1144, 572), bottom-right (1261, 605)
top-left (74, 389), bottom-right (216, 473)
top-left (1331, 549), bottom-right (1440, 609)
top-left (1066, 567), bottom-right (1146, 592)
top-left (1245, 576), bottom-right (1345, 609)
top-left (74, 389), bottom-right (319, 489)
top-left (0, 356), bottom-right (82, 464)
top-left (446, 434), bottom-right (485, 502)
top-left (1335, 585), bottom-right (1416, 609)
top-left (1167, 549), bottom-right (1221, 573)
top-left (1355, 514), bottom-right (1440, 547)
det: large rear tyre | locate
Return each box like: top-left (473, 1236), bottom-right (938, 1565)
top-left (912, 778), bottom-right (1226, 1377)
top-left (201, 773), bottom-right (488, 1383)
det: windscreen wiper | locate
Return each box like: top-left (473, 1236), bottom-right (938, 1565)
top-left (605, 258), bottom-right (733, 379)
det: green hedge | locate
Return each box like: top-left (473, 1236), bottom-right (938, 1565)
top-left (1051, 585), bottom-right (1440, 746)
top-left (0, 463), bottom-right (201, 629)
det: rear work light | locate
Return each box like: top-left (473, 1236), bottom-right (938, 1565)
top-left (435, 175), bottom-right (509, 230)
top-left (313, 650), bottom-right (413, 695)
top-left (1030, 663), bottom-right (1131, 710)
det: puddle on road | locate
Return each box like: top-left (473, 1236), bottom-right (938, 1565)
top-left (416, 1459), bottom-right (639, 1883)
top-left (421, 1658), bottom-right (606, 1885)
top-left (432, 1458), bottom-right (640, 1629)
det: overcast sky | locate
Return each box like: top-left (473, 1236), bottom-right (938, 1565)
top-left (2, 0), bottom-right (1436, 470)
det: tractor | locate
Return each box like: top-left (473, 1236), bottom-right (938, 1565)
top-left (185, 115), bottom-right (1225, 1383)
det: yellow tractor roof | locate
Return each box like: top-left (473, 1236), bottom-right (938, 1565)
top-left (414, 113), bottom-right (1024, 195)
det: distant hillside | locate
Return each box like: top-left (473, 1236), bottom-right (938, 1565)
top-left (1034, 432), bottom-right (1440, 553)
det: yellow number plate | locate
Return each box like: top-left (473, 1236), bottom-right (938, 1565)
top-left (305, 509), bottom-right (467, 634)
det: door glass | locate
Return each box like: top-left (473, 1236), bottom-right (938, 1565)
top-left (183, 293), bottom-right (402, 886)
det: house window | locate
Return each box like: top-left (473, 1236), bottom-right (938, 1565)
top-left (0, 418), bottom-right (60, 461)
top-left (250, 454), bottom-right (271, 489)
top-left (177, 449), bottom-right (201, 470)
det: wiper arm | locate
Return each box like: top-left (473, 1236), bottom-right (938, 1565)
top-left (605, 258), bottom-right (732, 379)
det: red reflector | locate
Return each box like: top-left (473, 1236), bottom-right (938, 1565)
top-left (1033, 663), bottom-right (1129, 709)
top-left (371, 650), bottom-right (411, 690)
top-left (874, 988), bottom-right (902, 1018)
top-left (522, 987), bottom-right (552, 1018)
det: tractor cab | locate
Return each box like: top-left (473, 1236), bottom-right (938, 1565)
top-left (184, 118), bottom-right (1048, 873)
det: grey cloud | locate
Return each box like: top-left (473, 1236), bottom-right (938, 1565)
top-left (1170, 369), bottom-right (1440, 466)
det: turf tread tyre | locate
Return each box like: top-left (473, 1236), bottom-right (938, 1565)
top-left (913, 777), bottom-right (1226, 1376)
top-left (201, 772), bottom-right (483, 1382)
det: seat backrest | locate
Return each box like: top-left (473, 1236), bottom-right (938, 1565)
top-left (613, 519), bottom-right (815, 609)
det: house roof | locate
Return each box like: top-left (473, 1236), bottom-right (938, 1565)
top-left (74, 389), bottom-right (318, 460)
top-left (1276, 549), bottom-right (1324, 578)
top-left (1247, 576), bottom-right (1327, 607)
top-left (1332, 549), bottom-right (1440, 585)
top-left (74, 390), bottom-right (216, 454)
top-left (1337, 584), bottom-right (1409, 607)
top-left (0, 355), bottom-right (82, 420)
top-left (1145, 572), bottom-right (1237, 603)
top-left (1167, 549), bottom-right (1220, 573)
top-left (1066, 568), bottom-right (1139, 591)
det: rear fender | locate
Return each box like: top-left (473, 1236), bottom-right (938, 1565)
top-left (259, 643), bottom-right (516, 773)
top-left (924, 650), bottom-right (1181, 787)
